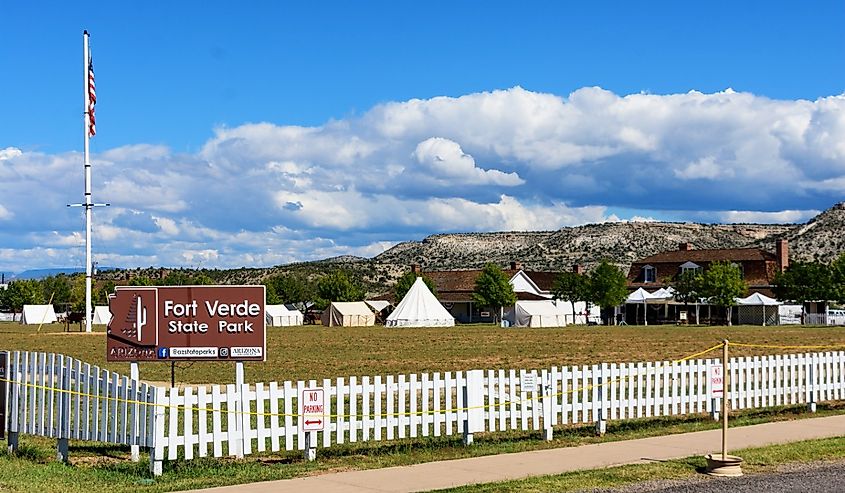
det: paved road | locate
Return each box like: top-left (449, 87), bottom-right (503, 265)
top-left (607, 462), bottom-right (845, 493)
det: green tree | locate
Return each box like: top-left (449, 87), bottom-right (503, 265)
top-left (552, 271), bottom-right (588, 323)
top-left (830, 253), bottom-right (845, 303)
top-left (96, 280), bottom-right (116, 305)
top-left (316, 270), bottom-right (365, 308)
top-left (773, 261), bottom-right (834, 305)
top-left (40, 275), bottom-right (72, 310)
top-left (587, 260), bottom-right (628, 325)
top-left (264, 274), bottom-right (314, 311)
top-left (472, 264), bottom-right (517, 324)
top-left (128, 276), bottom-right (155, 286)
top-left (672, 270), bottom-right (703, 323)
top-left (701, 261), bottom-right (746, 326)
top-left (3, 280), bottom-right (43, 321)
top-left (394, 272), bottom-right (437, 302)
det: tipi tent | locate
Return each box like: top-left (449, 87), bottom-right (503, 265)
top-left (736, 292), bottom-right (780, 326)
top-left (321, 302), bottom-right (375, 327)
top-left (386, 277), bottom-right (454, 327)
top-left (92, 306), bottom-right (111, 325)
top-left (505, 300), bottom-right (568, 328)
top-left (265, 304), bottom-right (304, 326)
top-left (20, 305), bottom-right (57, 325)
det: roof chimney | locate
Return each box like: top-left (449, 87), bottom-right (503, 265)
top-left (572, 264), bottom-right (585, 275)
top-left (679, 242), bottom-right (693, 251)
top-left (410, 264), bottom-right (421, 274)
top-left (776, 239), bottom-right (789, 273)
top-left (510, 261), bottom-right (522, 271)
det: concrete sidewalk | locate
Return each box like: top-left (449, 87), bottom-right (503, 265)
top-left (192, 414), bottom-right (845, 493)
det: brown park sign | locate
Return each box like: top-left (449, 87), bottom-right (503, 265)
top-left (107, 285), bottom-right (266, 362)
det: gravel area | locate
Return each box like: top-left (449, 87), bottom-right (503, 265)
top-left (592, 459), bottom-right (845, 493)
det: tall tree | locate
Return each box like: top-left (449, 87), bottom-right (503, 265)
top-left (264, 274), bottom-right (314, 311)
top-left (830, 253), bottom-right (845, 303)
top-left (2, 280), bottom-right (43, 321)
top-left (774, 261), bottom-right (835, 303)
top-left (316, 270), bottom-right (365, 308)
top-left (587, 260), bottom-right (628, 325)
top-left (394, 272), bottom-right (436, 302)
top-left (672, 270), bottom-right (703, 323)
top-left (472, 263), bottom-right (517, 324)
top-left (40, 275), bottom-right (73, 310)
top-left (701, 261), bottom-right (746, 326)
top-left (552, 271), bottom-right (588, 323)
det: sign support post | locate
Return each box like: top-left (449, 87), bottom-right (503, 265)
top-left (235, 361), bottom-right (245, 459)
top-left (130, 361), bottom-right (140, 462)
top-left (721, 339), bottom-right (728, 460)
top-left (0, 351), bottom-right (7, 442)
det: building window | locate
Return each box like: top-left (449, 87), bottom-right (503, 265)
top-left (680, 261), bottom-right (701, 275)
top-left (642, 265), bottom-right (656, 283)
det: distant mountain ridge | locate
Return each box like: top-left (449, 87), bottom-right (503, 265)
top-left (30, 203), bottom-right (845, 295)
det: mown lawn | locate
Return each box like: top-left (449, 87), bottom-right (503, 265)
top-left (1, 322), bottom-right (843, 384)
top-left (1, 403), bottom-right (844, 493)
top-left (1, 322), bottom-right (845, 491)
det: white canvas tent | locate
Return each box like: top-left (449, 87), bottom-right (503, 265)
top-left (321, 301), bottom-right (375, 327)
top-left (20, 304), bottom-right (57, 325)
top-left (365, 300), bottom-right (391, 313)
top-left (505, 300), bottom-right (568, 328)
top-left (265, 304), bottom-right (304, 326)
top-left (736, 292), bottom-right (781, 326)
top-left (92, 306), bottom-right (111, 325)
top-left (386, 277), bottom-right (454, 327)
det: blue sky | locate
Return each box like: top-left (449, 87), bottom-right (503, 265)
top-left (2, 1), bottom-right (844, 271)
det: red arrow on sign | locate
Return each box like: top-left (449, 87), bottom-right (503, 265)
top-left (305, 419), bottom-right (322, 425)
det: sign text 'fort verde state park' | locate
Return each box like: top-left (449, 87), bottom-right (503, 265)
top-left (106, 285), bottom-right (266, 362)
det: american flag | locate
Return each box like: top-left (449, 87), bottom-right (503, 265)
top-left (88, 56), bottom-right (96, 137)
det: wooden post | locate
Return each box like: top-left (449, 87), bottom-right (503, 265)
top-left (722, 339), bottom-right (728, 460)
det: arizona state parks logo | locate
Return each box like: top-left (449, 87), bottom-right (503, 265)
top-left (107, 287), bottom-right (158, 346)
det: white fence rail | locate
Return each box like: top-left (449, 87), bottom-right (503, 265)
top-left (153, 351), bottom-right (845, 470)
top-left (5, 351), bottom-right (156, 448)
top-left (4, 350), bottom-right (845, 476)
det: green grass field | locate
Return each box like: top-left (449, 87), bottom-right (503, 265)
top-left (2, 322), bottom-right (845, 491)
top-left (1, 322), bottom-right (844, 384)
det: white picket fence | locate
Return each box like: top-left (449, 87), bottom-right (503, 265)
top-left (4, 350), bottom-right (845, 476)
top-left (152, 351), bottom-right (845, 471)
top-left (5, 351), bottom-right (156, 448)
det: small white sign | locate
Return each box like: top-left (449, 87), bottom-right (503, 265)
top-left (300, 388), bottom-right (325, 432)
top-left (709, 364), bottom-right (724, 397)
top-left (521, 373), bottom-right (537, 393)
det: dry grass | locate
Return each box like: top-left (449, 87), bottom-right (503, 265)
top-left (1, 322), bottom-right (844, 385)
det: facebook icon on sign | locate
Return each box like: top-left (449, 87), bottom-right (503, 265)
top-left (157, 347), bottom-right (168, 359)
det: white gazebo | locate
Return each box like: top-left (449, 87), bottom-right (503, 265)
top-left (626, 288), bottom-right (659, 325)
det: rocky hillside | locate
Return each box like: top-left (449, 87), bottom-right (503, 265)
top-left (374, 222), bottom-right (793, 272)
top-left (101, 203), bottom-right (845, 295)
top-left (755, 202), bottom-right (845, 263)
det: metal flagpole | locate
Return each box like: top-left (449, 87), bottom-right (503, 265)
top-left (70, 31), bottom-right (108, 331)
top-left (83, 30), bottom-right (93, 333)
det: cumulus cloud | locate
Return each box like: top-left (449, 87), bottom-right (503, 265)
top-left (412, 137), bottom-right (523, 186)
top-left (1, 86), bottom-right (844, 271)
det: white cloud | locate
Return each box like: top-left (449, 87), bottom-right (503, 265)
top-left (718, 209), bottom-right (821, 224)
top-left (412, 137), bottom-right (523, 186)
top-left (1, 86), bottom-right (844, 271)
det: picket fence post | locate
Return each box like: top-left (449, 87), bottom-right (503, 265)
top-left (462, 369), bottom-right (483, 446)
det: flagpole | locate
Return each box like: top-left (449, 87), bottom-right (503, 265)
top-left (83, 30), bottom-right (93, 333)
